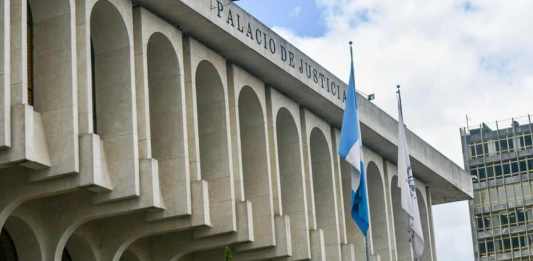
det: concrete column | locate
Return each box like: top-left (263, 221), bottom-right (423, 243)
top-left (133, 7), bottom-right (191, 219)
top-left (271, 88), bottom-right (311, 260)
top-left (391, 172), bottom-right (413, 261)
top-left (0, 0), bottom-right (52, 169)
top-left (416, 188), bottom-right (433, 261)
top-left (233, 65), bottom-right (276, 251)
top-left (89, 0), bottom-right (140, 202)
top-left (331, 129), bottom-right (357, 261)
top-left (0, 0), bottom-right (10, 148)
top-left (27, 0), bottom-right (79, 180)
top-left (186, 37), bottom-right (237, 237)
top-left (304, 109), bottom-right (342, 261)
top-left (367, 159), bottom-right (392, 261)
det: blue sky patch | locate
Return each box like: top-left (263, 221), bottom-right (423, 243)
top-left (236, 0), bottom-right (327, 37)
top-left (461, 1), bottom-right (479, 13)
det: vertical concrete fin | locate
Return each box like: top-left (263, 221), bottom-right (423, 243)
top-left (0, 0), bottom-right (10, 149)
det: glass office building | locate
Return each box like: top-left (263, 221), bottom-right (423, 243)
top-left (462, 115), bottom-right (533, 260)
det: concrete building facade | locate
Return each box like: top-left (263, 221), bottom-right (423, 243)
top-left (462, 116), bottom-right (533, 261)
top-left (0, 0), bottom-right (471, 260)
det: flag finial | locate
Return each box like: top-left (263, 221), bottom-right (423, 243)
top-left (349, 41), bottom-right (354, 65)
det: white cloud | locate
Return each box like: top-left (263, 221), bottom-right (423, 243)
top-left (273, 1), bottom-right (533, 260)
top-left (289, 6), bottom-right (302, 17)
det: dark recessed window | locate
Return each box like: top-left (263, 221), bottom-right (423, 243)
top-left (520, 160), bottom-right (527, 172)
top-left (512, 161), bottom-right (519, 173)
top-left (503, 163), bottom-right (511, 175)
top-left (525, 135), bottom-right (532, 146)
top-left (0, 229), bottom-right (18, 261)
top-left (495, 165), bottom-right (503, 176)
top-left (27, 4), bottom-right (34, 106)
top-left (479, 242), bottom-right (487, 255)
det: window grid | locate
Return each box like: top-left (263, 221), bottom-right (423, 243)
top-left (475, 207), bottom-right (530, 232)
top-left (469, 133), bottom-right (533, 161)
top-left (471, 157), bottom-right (533, 183)
top-left (470, 141), bottom-right (489, 160)
top-left (479, 232), bottom-right (528, 257)
top-left (519, 133), bottom-right (533, 151)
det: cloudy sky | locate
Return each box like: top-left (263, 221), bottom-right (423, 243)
top-left (237, 0), bottom-right (533, 260)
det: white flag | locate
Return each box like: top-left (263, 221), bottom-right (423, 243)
top-left (397, 89), bottom-right (424, 258)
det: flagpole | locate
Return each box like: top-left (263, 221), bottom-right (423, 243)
top-left (397, 85), bottom-right (418, 261)
top-left (349, 41), bottom-right (372, 261)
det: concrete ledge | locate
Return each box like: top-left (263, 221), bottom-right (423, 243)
top-left (235, 215), bottom-right (292, 258)
top-left (79, 133), bottom-right (113, 192)
top-left (0, 104), bottom-right (51, 169)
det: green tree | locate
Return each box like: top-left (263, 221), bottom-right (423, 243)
top-left (224, 246), bottom-right (233, 261)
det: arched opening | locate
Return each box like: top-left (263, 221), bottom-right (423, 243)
top-left (90, 0), bottom-right (132, 136)
top-left (89, 0), bottom-right (137, 198)
top-left (340, 160), bottom-right (366, 260)
top-left (62, 250), bottom-right (73, 261)
top-left (417, 190), bottom-right (432, 261)
top-left (391, 175), bottom-right (412, 261)
top-left (195, 60), bottom-right (230, 217)
top-left (238, 86), bottom-right (271, 242)
top-left (310, 128), bottom-right (339, 257)
top-left (0, 229), bottom-right (18, 261)
top-left (2, 223), bottom-right (73, 261)
top-left (63, 231), bottom-right (98, 261)
top-left (276, 108), bottom-right (308, 256)
top-left (0, 216), bottom-right (41, 260)
top-left (367, 162), bottom-right (390, 260)
top-left (120, 249), bottom-right (141, 261)
top-left (146, 32), bottom-right (184, 206)
top-left (26, 0), bottom-right (72, 111)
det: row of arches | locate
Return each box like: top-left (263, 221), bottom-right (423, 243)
top-left (0, 215), bottom-right (147, 261)
top-left (1, 0), bottom-right (435, 260)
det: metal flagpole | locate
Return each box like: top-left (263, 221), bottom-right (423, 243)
top-left (349, 41), bottom-right (372, 261)
top-left (397, 85), bottom-right (418, 261)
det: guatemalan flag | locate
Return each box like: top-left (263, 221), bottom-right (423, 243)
top-left (338, 45), bottom-right (370, 236)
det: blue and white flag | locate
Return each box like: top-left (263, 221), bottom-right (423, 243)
top-left (338, 45), bottom-right (369, 236)
top-left (397, 88), bottom-right (424, 258)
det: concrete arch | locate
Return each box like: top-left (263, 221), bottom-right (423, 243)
top-left (339, 159), bottom-right (365, 261)
top-left (64, 231), bottom-right (99, 261)
top-left (195, 59), bottom-right (232, 222)
top-left (391, 175), bottom-right (412, 261)
top-left (309, 127), bottom-right (339, 258)
top-left (237, 85), bottom-right (273, 246)
top-left (89, 0), bottom-right (138, 200)
top-left (120, 250), bottom-right (141, 261)
top-left (147, 31), bottom-right (182, 156)
top-left (367, 161), bottom-right (390, 260)
top-left (146, 31), bottom-right (186, 213)
top-left (90, 0), bottom-right (131, 135)
top-left (2, 215), bottom-right (43, 261)
top-left (276, 107), bottom-right (309, 257)
top-left (416, 189), bottom-right (432, 261)
top-left (196, 60), bottom-right (229, 179)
